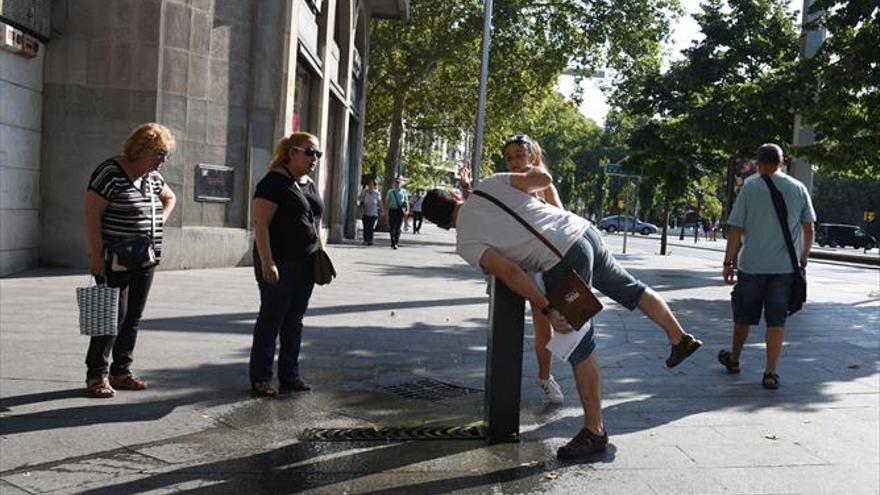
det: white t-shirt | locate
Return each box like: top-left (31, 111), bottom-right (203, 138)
top-left (456, 174), bottom-right (590, 273)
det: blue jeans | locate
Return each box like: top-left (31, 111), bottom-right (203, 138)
top-left (543, 225), bottom-right (647, 365)
top-left (249, 255), bottom-right (315, 384)
top-left (732, 271), bottom-right (792, 326)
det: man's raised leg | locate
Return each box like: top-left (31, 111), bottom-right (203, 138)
top-left (636, 288), bottom-right (702, 367)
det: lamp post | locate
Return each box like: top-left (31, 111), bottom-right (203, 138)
top-left (472, 0), bottom-right (493, 186)
top-left (790, 0), bottom-right (825, 194)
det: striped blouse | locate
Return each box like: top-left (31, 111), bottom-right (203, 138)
top-left (88, 158), bottom-right (166, 257)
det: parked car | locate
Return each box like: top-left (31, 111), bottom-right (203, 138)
top-left (816, 223), bottom-right (877, 249)
top-left (597, 215), bottom-right (660, 235)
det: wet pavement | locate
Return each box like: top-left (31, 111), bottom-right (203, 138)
top-left (1, 226), bottom-right (878, 494)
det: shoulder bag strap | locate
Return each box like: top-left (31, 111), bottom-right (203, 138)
top-left (760, 175), bottom-right (800, 273)
top-left (147, 176), bottom-right (156, 247)
top-left (472, 189), bottom-right (563, 260)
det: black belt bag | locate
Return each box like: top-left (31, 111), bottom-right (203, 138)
top-left (106, 235), bottom-right (157, 271)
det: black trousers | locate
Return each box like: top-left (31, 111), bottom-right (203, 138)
top-left (362, 215), bottom-right (378, 243)
top-left (250, 255), bottom-right (315, 384)
top-left (413, 212), bottom-right (423, 233)
top-left (389, 208), bottom-right (404, 246)
top-left (86, 265), bottom-right (156, 379)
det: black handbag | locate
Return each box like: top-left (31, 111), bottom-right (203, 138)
top-left (313, 249), bottom-right (336, 285)
top-left (106, 235), bottom-right (157, 270)
top-left (761, 175), bottom-right (807, 315)
top-left (472, 190), bottom-right (603, 330)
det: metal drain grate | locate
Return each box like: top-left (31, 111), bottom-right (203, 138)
top-left (380, 378), bottom-right (483, 402)
top-left (301, 425), bottom-right (485, 441)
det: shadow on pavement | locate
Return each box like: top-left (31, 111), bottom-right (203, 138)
top-left (140, 297), bottom-right (487, 334)
top-left (73, 415), bottom-right (618, 495)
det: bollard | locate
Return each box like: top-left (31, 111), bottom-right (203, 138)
top-left (484, 276), bottom-right (525, 444)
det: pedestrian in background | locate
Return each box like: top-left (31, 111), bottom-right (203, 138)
top-left (720, 143), bottom-right (815, 390)
top-left (385, 176), bottom-right (409, 249)
top-left (411, 190), bottom-right (424, 234)
top-left (83, 122), bottom-right (177, 398)
top-left (249, 132), bottom-right (325, 397)
top-left (358, 178), bottom-right (382, 245)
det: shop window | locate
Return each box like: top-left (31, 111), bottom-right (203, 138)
top-left (293, 62), bottom-right (315, 133)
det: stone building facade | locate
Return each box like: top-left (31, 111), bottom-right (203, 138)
top-left (0, 0), bottom-right (407, 275)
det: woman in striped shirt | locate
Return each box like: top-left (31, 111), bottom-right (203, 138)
top-left (83, 123), bottom-right (177, 398)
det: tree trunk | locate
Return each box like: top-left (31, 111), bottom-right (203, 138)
top-left (660, 191), bottom-right (670, 255)
top-left (379, 94), bottom-right (405, 231)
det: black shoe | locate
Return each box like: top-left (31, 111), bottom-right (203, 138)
top-left (666, 334), bottom-right (702, 368)
top-left (279, 377), bottom-right (311, 393)
top-left (557, 428), bottom-right (608, 460)
top-left (392, 245), bottom-right (398, 250)
top-left (718, 349), bottom-right (741, 374)
top-left (762, 372), bottom-right (779, 390)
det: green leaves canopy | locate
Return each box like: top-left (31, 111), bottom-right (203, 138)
top-left (365, 0), bottom-right (678, 190)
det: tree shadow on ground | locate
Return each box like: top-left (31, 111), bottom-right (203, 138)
top-left (139, 296), bottom-right (487, 334)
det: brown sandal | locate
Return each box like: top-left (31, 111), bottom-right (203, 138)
top-left (251, 381), bottom-right (278, 397)
top-left (109, 374), bottom-right (147, 390)
top-left (86, 377), bottom-right (116, 398)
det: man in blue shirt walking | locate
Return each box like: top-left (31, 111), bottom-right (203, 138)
top-left (719, 143), bottom-right (816, 389)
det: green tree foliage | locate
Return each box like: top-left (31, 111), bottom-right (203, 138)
top-left (799, 0), bottom-right (880, 177)
top-left (365, 0), bottom-right (678, 193)
top-left (613, 0), bottom-right (800, 240)
top-left (813, 170), bottom-right (880, 228)
top-left (617, 0), bottom-right (800, 161)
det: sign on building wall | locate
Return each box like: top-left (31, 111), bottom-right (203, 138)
top-left (194, 164), bottom-right (234, 203)
top-left (0, 0), bottom-right (50, 38)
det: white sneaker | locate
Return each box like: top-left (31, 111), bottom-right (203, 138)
top-left (537, 375), bottom-right (564, 404)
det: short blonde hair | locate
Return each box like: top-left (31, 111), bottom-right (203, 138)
top-left (123, 123), bottom-right (175, 161)
top-left (269, 132), bottom-right (320, 171)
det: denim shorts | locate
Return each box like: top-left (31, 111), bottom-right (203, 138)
top-left (543, 225), bottom-right (647, 365)
top-left (731, 271), bottom-right (793, 327)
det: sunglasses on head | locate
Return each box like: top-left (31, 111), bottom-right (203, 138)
top-left (503, 134), bottom-right (533, 150)
top-left (291, 146), bottom-right (323, 159)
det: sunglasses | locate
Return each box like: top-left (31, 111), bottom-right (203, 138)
top-left (154, 149), bottom-right (169, 161)
top-left (503, 134), bottom-right (533, 151)
top-left (291, 146), bottom-right (323, 159)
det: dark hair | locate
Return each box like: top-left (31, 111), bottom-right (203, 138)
top-left (756, 143), bottom-right (783, 166)
top-left (502, 133), bottom-right (534, 154)
top-left (422, 189), bottom-right (457, 227)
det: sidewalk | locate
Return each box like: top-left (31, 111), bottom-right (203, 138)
top-left (1, 226), bottom-right (878, 494)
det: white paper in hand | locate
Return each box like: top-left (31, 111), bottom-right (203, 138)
top-left (546, 325), bottom-right (589, 362)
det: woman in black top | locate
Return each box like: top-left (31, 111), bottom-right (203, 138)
top-left (84, 122), bottom-right (177, 398)
top-left (250, 132), bottom-right (325, 397)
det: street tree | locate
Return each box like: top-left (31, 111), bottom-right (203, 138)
top-left (612, 0), bottom-right (801, 230)
top-left (365, 0), bottom-right (681, 195)
top-left (798, 0), bottom-right (879, 177)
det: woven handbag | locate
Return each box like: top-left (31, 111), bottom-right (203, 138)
top-left (76, 279), bottom-right (120, 336)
